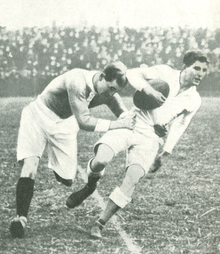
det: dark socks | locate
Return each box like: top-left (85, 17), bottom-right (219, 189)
top-left (16, 177), bottom-right (34, 218)
top-left (98, 199), bottom-right (120, 225)
top-left (87, 175), bottom-right (100, 188)
top-left (97, 219), bottom-right (106, 229)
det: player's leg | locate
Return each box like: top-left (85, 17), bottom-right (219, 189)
top-left (47, 115), bottom-right (79, 187)
top-left (91, 133), bottom-right (160, 238)
top-left (66, 144), bottom-right (114, 208)
top-left (10, 157), bottom-right (39, 238)
top-left (91, 164), bottom-right (144, 238)
top-left (10, 103), bottom-right (46, 238)
top-left (66, 129), bottom-right (130, 208)
top-left (87, 143), bottom-right (114, 186)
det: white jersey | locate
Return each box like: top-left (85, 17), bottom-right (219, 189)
top-left (126, 64), bottom-right (180, 97)
top-left (128, 65), bottom-right (202, 153)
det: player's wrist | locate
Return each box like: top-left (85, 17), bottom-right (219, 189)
top-left (109, 118), bottom-right (126, 130)
top-left (94, 119), bottom-right (111, 132)
top-left (118, 111), bottom-right (128, 119)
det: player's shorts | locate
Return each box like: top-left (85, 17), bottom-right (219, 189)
top-left (94, 129), bottom-right (163, 174)
top-left (17, 96), bottom-right (79, 180)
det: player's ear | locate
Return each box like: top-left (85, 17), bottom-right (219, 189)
top-left (99, 72), bottom-right (106, 81)
top-left (182, 64), bottom-right (187, 70)
top-left (109, 86), bottom-right (116, 93)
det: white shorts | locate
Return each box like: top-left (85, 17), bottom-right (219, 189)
top-left (94, 129), bottom-right (162, 174)
top-left (17, 96), bottom-right (79, 180)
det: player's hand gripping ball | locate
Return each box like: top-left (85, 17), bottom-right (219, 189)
top-left (154, 124), bottom-right (168, 137)
top-left (133, 79), bottom-right (170, 110)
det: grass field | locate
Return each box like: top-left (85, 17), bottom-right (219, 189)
top-left (0, 96), bottom-right (220, 254)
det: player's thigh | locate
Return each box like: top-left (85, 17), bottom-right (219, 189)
top-left (127, 135), bottom-right (160, 174)
top-left (47, 117), bottom-right (79, 180)
top-left (20, 156), bottom-right (40, 179)
top-left (17, 106), bottom-right (46, 160)
top-left (94, 129), bottom-right (131, 157)
top-left (48, 116), bottom-right (78, 153)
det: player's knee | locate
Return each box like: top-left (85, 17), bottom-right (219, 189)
top-left (120, 165), bottom-right (144, 197)
top-left (20, 157), bottom-right (39, 179)
top-left (92, 144), bottom-right (114, 171)
top-left (126, 164), bottom-right (145, 185)
top-left (91, 157), bottom-right (109, 171)
top-left (21, 167), bottom-right (37, 179)
top-left (94, 144), bottom-right (114, 160)
top-left (127, 164), bottom-right (145, 177)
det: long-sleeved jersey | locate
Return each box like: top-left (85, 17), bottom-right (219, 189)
top-left (127, 65), bottom-right (201, 153)
top-left (40, 69), bottom-right (127, 131)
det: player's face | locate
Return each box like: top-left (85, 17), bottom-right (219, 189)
top-left (184, 61), bottom-right (208, 86)
top-left (106, 80), bottom-right (123, 96)
top-left (97, 79), bottom-right (122, 96)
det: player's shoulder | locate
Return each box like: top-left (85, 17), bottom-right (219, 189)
top-left (64, 68), bottom-right (88, 87)
top-left (142, 64), bottom-right (177, 76)
top-left (186, 87), bottom-right (202, 108)
top-left (64, 68), bottom-right (87, 77)
top-left (126, 67), bottom-right (142, 77)
top-left (153, 64), bottom-right (176, 72)
top-left (194, 89), bottom-right (202, 105)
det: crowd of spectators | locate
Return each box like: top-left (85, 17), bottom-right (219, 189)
top-left (0, 24), bottom-right (220, 95)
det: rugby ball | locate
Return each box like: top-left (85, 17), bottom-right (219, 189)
top-left (133, 79), bottom-right (169, 110)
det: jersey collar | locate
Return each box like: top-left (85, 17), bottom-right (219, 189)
top-left (86, 71), bottom-right (98, 94)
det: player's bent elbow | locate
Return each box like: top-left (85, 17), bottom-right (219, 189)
top-left (78, 123), bottom-right (95, 132)
top-left (77, 118), bottom-right (95, 132)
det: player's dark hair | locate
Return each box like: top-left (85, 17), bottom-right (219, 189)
top-left (102, 61), bottom-right (128, 88)
top-left (183, 50), bottom-right (209, 67)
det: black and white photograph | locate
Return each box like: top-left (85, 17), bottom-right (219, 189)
top-left (0, 0), bottom-right (220, 253)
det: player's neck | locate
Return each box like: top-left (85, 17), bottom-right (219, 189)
top-left (179, 71), bottom-right (193, 93)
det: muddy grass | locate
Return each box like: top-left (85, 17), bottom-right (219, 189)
top-left (0, 96), bottom-right (219, 254)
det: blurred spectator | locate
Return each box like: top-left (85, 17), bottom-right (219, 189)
top-left (0, 24), bottom-right (219, 96)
